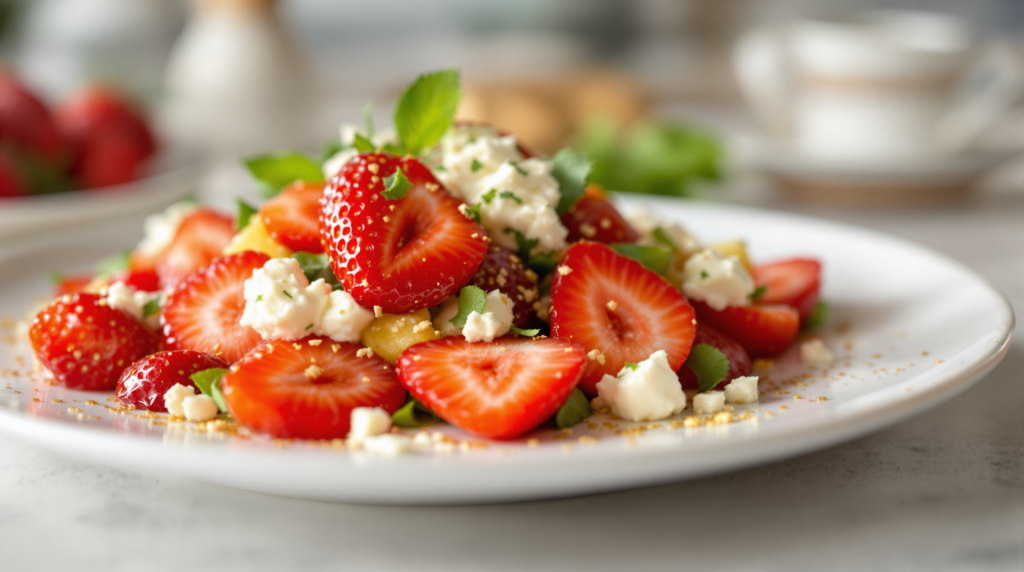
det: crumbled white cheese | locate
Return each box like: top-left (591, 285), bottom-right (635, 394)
top-left (104, 281), bottom-right (160, 329)
top-left (322, 124), bottom-right (399, 179)
top-left (363, 434), bottom-right (412, 456)
top-left (682, 248), bottom-right (756, 311)
top-left (431, 296), bottom-right (461, 337)
top-left (594, 350), bottom-right (687, 422)
top-left (692, 391), bottom-right (725, 414)
top-left (801, 339), bottom-right (835, 365)
top-left (239, 258), bottom-right (373, 342)
top-left (347, 407), bottom-right (392, 443)
top-left (435, 125), bottom-right (567, 256)
top-left (724, 376), bottom-right (760, 404)
top-left (432, 290), bottom-right (514, 342)
top-left (182, 394), bottom-right (219, 421)
top-left (627, 209), bottom-right (702, 258)
top-left (163, 383), bottom-right (197, 417)
top-left (135, 202), bottom-right (199, 259)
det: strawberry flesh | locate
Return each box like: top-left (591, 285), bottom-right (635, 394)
top-left (156, 209), bottom-right (236, 290)
top-left (261, 180), bottom-right (325, 253)
top-left (397, 337), bottom-right (586, 440)
top-left (116, 350), bottom-right (229, 412)
top-left (752, 258), bottom-right (822, 324)
top-left (691, 301), bottom-right (800, 359)
top-left (677, 323), bottom-right (752, 390)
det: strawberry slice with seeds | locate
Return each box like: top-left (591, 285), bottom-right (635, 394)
top-left (29, 293), bottom-right (159, 390)
top-left (561, 186), bottom-right (639, 245)
top-left (677, 323), bottom-right (752, 390)
top-left (752, 258), bottom-right (822, 324)
top-left (550, 241), bottom-right (696, 395)
top-left (397, 337), bottom-right (586, 440)
top-left (320, 152), bottom-right (488, 314)
top-left (470, 244), bottom-right (540, 328)
top-left (691, 301), bottom-right (800, 358)
top-left (261, 180), bottom-right (326, 253)
top-left (222, 338), bottom-right (407, 440)
top-left (161, 251), bottom-right (269, 363)
top-left (156, 209), bottom-right (236, 290)
top-left (116, 350), bottom-right (229, 412)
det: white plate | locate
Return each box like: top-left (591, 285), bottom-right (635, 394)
top-left (0, 196), bottom-right (1012, 504)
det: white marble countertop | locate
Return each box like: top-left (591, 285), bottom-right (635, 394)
top-left (1, 170), bottom-right (1021, 571)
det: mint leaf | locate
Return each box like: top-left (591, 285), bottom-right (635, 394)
top-left (804, 301), bottom-right (829, 330)
top-left (95, 250), bottom-right (130, 277)
top-left (481, 188), bottom-right (497, 203)
top-left (394, 68), bottom-right (462, 156)
top-left (686, 344), bottom-right (730, 393)
top-left (471, 158), bottom-right (483, 172)
top-left (391, 398), bottom-right (440, 428)
top-left (209, 378), bottom-right (228, 414)
top-left (499, 190), bottom-right (522, 204)
top-left (320, 140), bottom-right (344, 164)
top-left (282, 290), bottom-right (292, 299)
top-left (363, 101), bottom-right (375, 138)
top-left (504, 227), bottom-right (538, 259)
top-left (750, 285), bottom-right (767, 302)
top-left (610, 243), bottom-right (673, 277)
top-left (244, 152), bottom-right (325, 198)
top-left (190, 367), bottom-right (229, 413)
top-left (508, 161), bottom-right (528, 177)
top-left (352, 133), bottom-right (376, 154)
top-left (449, 285), bottom-right (487, 328)
top-left (652, 227), bottom-right (676, 250)
top-left (555, 388), bottom-right (592, 429)
top-left (382, 167), bottom-right (412, 200)
top-left (551, 148), bottom-right (592, 215)
top-left (236, 199), bottom-right (258, 231)
top-left (510, 325), bottom-right (540, 337)
top-left (142, 296), bottom-right (161, 319)
top-left (291, 252), bottom-right (340, 287)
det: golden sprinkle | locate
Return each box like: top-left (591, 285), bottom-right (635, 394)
top-left (361, 376), bottom-right (371, 383)
top-left (332, 344), bottom-right (340, 353)
top-left (304, 365), bottom-right (324, 379)
top-left (356, 347), bottom-right (374, 358)
top-left (556, 265), bottom-right (572, 276)
top-left (308, 339), bottom-right (323, 347)
top-left (373, 305), bottom-right (383, 318)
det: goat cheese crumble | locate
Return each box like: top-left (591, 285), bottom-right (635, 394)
top-left (104, 281), bottom-right (160, 329)
top-left (692, 391), bottom-right (725, 414)
top-left (135, 202), bottom-right (198, 259)
top-left (724, 376), bottom-right (760, 404)
top-left (347, 406), bottom-right (392, 443)
top-left (595, 350), bottom-right (687, 422)
top-left (432, 289), bottom-right (514, 342)
top-left (682, 248), bottom-right (756, 311)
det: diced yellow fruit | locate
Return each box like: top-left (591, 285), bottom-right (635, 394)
top-left (709, 239), bottom-right (752, 272)
top-left (223, 215), bottom-right (292, 259)
top-left (360, 308), bottom-right (439, 364)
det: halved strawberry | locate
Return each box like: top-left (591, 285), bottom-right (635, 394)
top-left (260, 180), bottom-right (325, 253)
top-left (752, 258), bottom-right (821, 324)
top-left (320, 152), bottom-right (488, 314)
top-left (109, 267), bottom-right (160, 292)
top-left (29, 292), bottom-right (159, 390)
top-left (549, 242), bottom-right (696, 395)
top-left (156, 209), bottom-right (236, 290)
top-left (691, 301), bottom-right (800, 358)
top-left (560, 185), bottom-right (639, 245)
top-left (397, 337), bottom-right (585, 440)
top-left (677, 323), bottom-right (752, 390)
top-left (161, 251), bottom-right (269, 363)
top-left (470, 244), bottom-right (539, 328)
top-left (116, 350), bottom-right (228, 412)
top-left (222, 338), bottom-right (406, 440)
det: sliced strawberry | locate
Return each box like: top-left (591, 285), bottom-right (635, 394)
top-left (222, 338), bottom-right (406, 440)
top-left (560, 185), bottom-right (639, 245)
top-left (116, 350), bottom-right (228, 412)
top-left (320, 152), bottom-right (488, 314)
top-left (52, 274), bottom-right (94, 297)
top-left (29, 293), bottom-right (159, 390)
top-left (156, 209), bottom-right (236, 290)
top-left (470, 244), bottom-right (539, 328)
top-left (397, 337), bottom-right (585, 440)
top-left (161, 251), bottom-right (269, 363)
top-left (260, 180), bottom-right (325, 253)
top-left (109, 267), bottom-right (160, 292)
top-left (752, 258), bottom-right (822, 324)
top-left (677, 323), bottom-right (752, 390)
top-left (549, 242), bottom-right (696, 396)
top-left (691, 301), bottom-right (800, 359)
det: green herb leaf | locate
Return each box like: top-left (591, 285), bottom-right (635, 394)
top-left (555, 388), bottom-right (592, 429)
top-left (460, 202), bottom-right (482, 223)
top-left (352, 133), bottom-right (376, 154)
top-left (243, 152), bottom-right (325, 198)
top-left (363, 101), bottom-right (375, 138)
top-left (481, 188), bottom-right (497, 203)
top-left (391, 397), bottom-right (441, 428)
top-left (551, 148), bottom-right (592, 215)
top-left (255, 294), bottom-right (263, 303)
top-left (701, 270), bottom-right (709, 279)
top-left (610, 243), bottom-right (674, 277)
top-left (236, 199), bottom-right (258, 231)
top-left (291, 252), bottom-right (341, 288)
top-left (750, 285), bottom-right (767, 302)
top-left (510, 325), bottom-right (540, 337)
top-left (526, 252), bottom-right (558, 276)
top-left (305, 324), bottom-right (313, 331)
top-left (433, 165), bottom-right (447, 172)
top-left (282, 290), bottom-right (293, 299)
top-left (382, 167), bottom-right (412, 200)
top-left (95, 251), bottom-right (130, 277)
top-left (505, 227), bottom-right (539, 259)
top-left (471, 158), bottom-right (483, 172)
top-left (619, 362), bottom-right (640, 376)
top-left (508, 161), bottom-right (528, 177)
top-left (804, 301), bottom-right (829, 330)
top-left (320, 140), bottom-right (345, 164)
top-left (499, 190), bottom-right (522, 204)
top-left (142, 296), bottom-right (161, 319)
top-left (209, 378), bottom-right (228, 414)
top-left (190, 367), bottom-right (229, 413)
top-left (449, 285), bottom-right (487, 328)
top-left (394, 68), bottom-right (462, 156)
top-left (686, 344), bottom-right (731, 393)
top-left (652, 227), bottom-right (676, 250)
top-left (381, 142), bottom-right (405, 155)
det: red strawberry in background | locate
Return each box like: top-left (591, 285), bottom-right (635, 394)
top-left (320, 152), bottom-right (488, 314)
top-left (752, 258), bottom-right (822, 325)
top-left (0, 71), bottom-right (69, 165)
top-left (222, 338), bottom-right (407, 440)
top-left (116, 350), bottom-right (229, 412)
top-left (260, 180), bottom-right (325, 253)
top-left (549, 241), bottom-right (696, 395)
top-left (677, 323), bottom-right (752, 390)
top-left (397, 337), bottom-right (586, 440)
top-left (0, 152), bottom-right (27, 198)
top-left (156, 209), bottom-right (236, 290)
top-left (560, 185), bottom-right (639, 245)
top-left (29, 293), bottom-right (159, 390)
top-left (109, 267), bottom-right (161, 292)
top-left (470, 245), bottom-right (539, 328)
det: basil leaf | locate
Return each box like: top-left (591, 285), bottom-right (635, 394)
top-left (394, 68), bottom-right (462, 156)
top-left (381, 142), bottom-right (405, 156)
top-left (382, 167), bottom-right (412, 200)
top-left (320, 140), bottom-right (345, 164)
top-left (141, 296), bottom-right (161, 319)
top-left (610, 243), bottom-right (673, 277)
top-left (291, 252), bottom-right (341, 288)
top-left (190, 368), bottom-right (228, 399)
top-left (750, 285), bottom-right (767, 302)
top-left (460, 202), bottom-right (482, 223)
top-left (686, 344), bottom-right (730, 393)
top-left (237, 199), bottom-right (258, 231)
top-left (551, 148), bottom-right (592, 215)
top-left (652, 227), bottom-right (676, 250)
top-left (449, 285), bottom-right (487, 328)
top-left (244, 152), bottom-right (325, 198)
top-left (510, 325), bottom-right (540, 337)
top-left (804, 301), bottom-right (828, 330)
top-left (504, 227), bottom-right (539, 259)
top-left (391, 398), bottom-right (440, 428)
top-left (555, 388), bottom-right (592, 429)
top-left (623, 362), bottom-right (639, 372)
top-left (95, 250), bottom-right (130, 277)
top-left (352, 133), bottom-right (376, 154)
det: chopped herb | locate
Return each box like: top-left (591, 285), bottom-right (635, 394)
top-left (499, 190), bottom-right (522, 204)
top-left (504, 227), bottom-right (539, 259)
top-left (282, 290), bottom-right (293, 299)
top-left (291, 252), bottom-right (341, 288)
top-left (526, 252), bottom-right (558, 276)
top-left (141, 297), bottom-right (161, 319)
top-left (750, 285), bottom-right (767, 301)
top-left (685, 344), bottom-right (730, 393)
top-left (620, 362), bottom-right (640, 375)
top-left (804, 301), bottom-right (829, 330)
top-left (391, 397), bottom-right (441, 428)
top-left (701, 270), bottom-right (709, 279)
top-left (510, 325), bottom-right (540, 337)
top-left (471, 158), bottom-right (483, 172)
top-left (236, 199), bottom-right (258, 231)
top-left (255, 294), bottom-right (263, 303)
top-left (305, 324), bottom-right (313, 331)
top-left (551, 148), bottom-right (592, 214)
top-left (652, 227), bottom-right (676, 250)
top-left (209, 378), bottom-right (228, 414)
top-left (461, 202), bottom-right (482, 223)
top-left (481, 188), bottom-right (497, 203)
top-left (610, 243), bottom-right (674, 277)
top-left (508, 161), bottom-right (528, 177)
top-left (243, 151), bottom-right (324, 198)
top-left (381, 142), bottom-right (405, 155)
top-left (382, 167), bottom-right (412, 200)
top-left (47, 271), bottom-right (63, 286)
top-left (394, 68), bottom-right (462, 156)
top-left (433, 165), bottom-right (447, 172)
top-left (449, 285), bottom-right (487, 328)
top-left (555, 388), bottom-right (592, 429)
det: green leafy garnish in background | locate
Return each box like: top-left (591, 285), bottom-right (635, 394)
top-left (392, 398), bottom-right (441, 428)
top-left (363, 101), bottom-right (375, 138)
top-left (526, 252), bottom-right (557, 276)
top-left (190, 368), bottom-right (230, 413)
top-left (236, 199), bottom-right (258, 231)
top-left (95, 251), bottom-right (130, 277)
top-left (449, 285), bottom-right (487, 328)
top-left (685, 344), bottom-right (730, 393)
top-left (381, 167), bottom-right (412, 200)
top-left (551, 148), bottom-right (593, 214)
top-left (555, 388), bottom-right (592, 429)
top-left (352, 133), bottom-right (376, 154)
top-left (244, 152), bottom-right (325, 198)
top-left (804, 301), bottom-right (829, 330)
top-left (320, 140), bottom-right (345, 164)
top-left (610, 243), bottom-right (673, 277)
top-left (394, 68), bottom-right (462, 156)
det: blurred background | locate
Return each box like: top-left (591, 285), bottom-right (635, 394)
top-left (0, 0), bottom-right (1021, 228)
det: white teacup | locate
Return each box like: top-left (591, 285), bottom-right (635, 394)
top-left (734, 10), bottom-right (1023, 161)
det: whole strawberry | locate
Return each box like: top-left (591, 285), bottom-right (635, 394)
top-left (29, 292), bottom-right (159, 390)
top-left (116, 350), bottom-right (228, 412)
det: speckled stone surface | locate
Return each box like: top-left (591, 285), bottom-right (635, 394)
top-left (1, 172), bottom-right (1020, 571)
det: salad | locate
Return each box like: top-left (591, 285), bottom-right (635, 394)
top-left (25, 70), bottom-right (827, 454)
